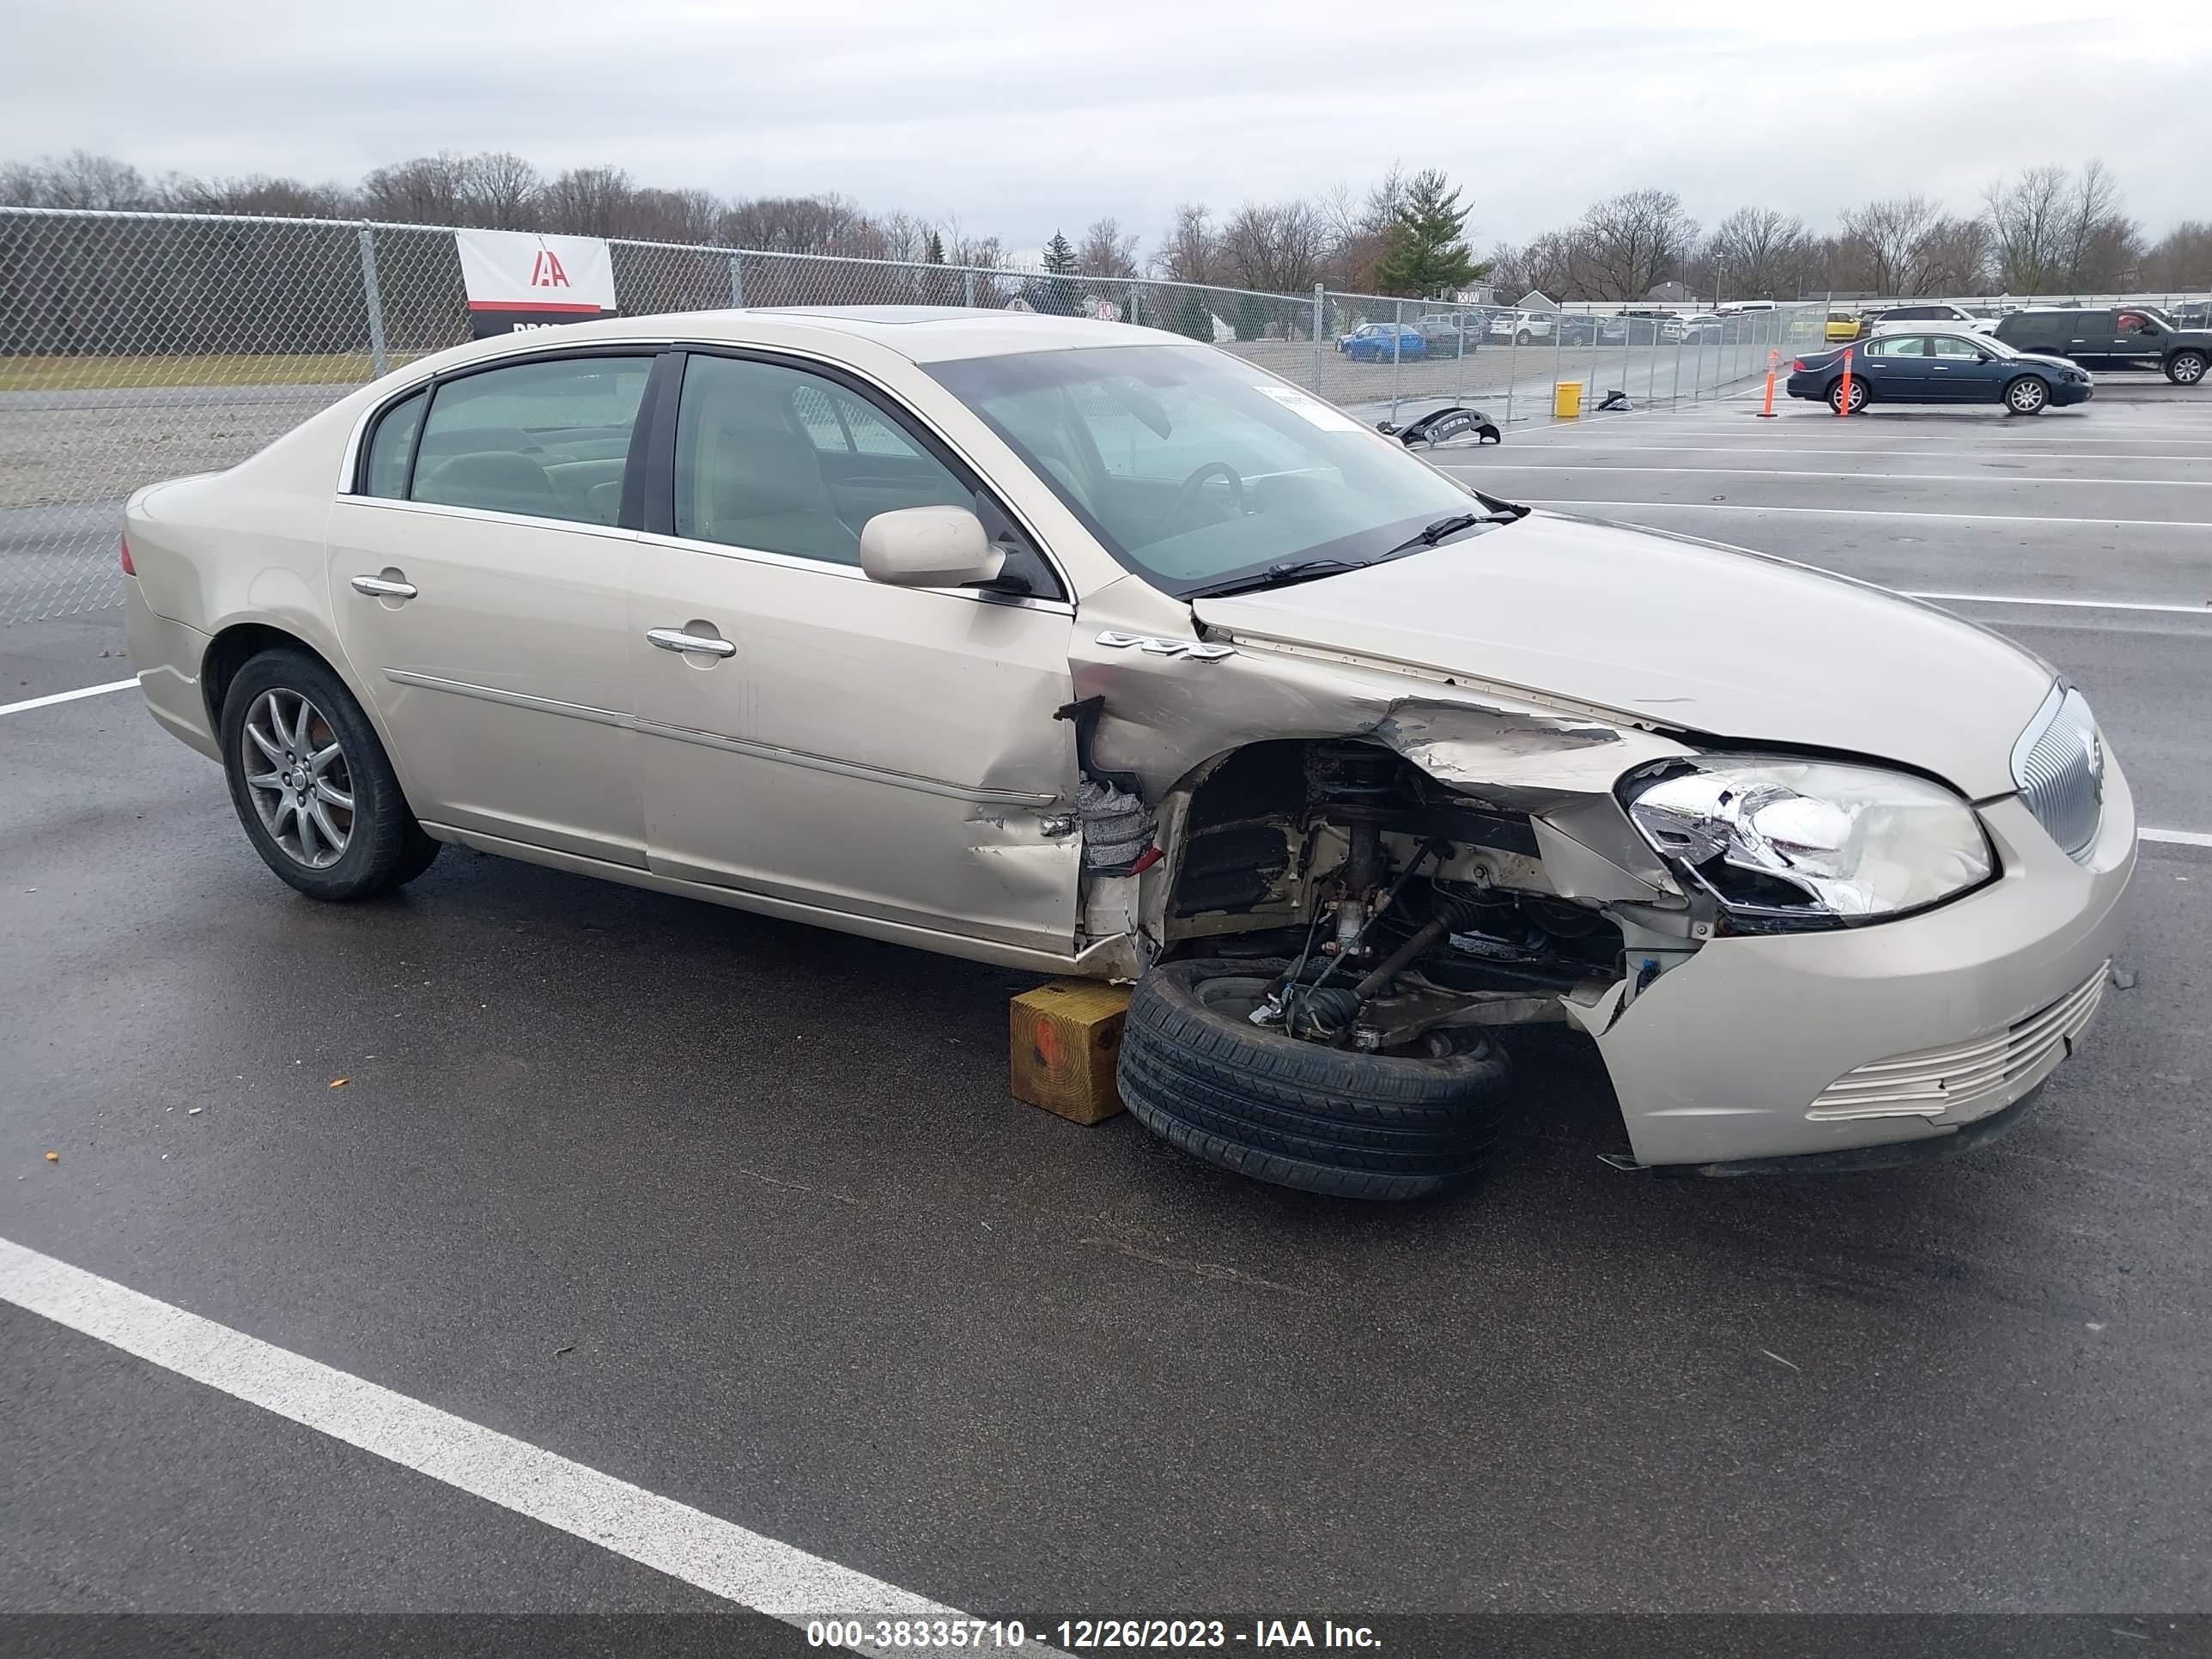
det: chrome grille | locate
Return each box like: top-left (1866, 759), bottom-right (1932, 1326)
top-left (1807, 963), bottom-right (2109, 1121)
top-left (2013, 685), bottom-right (2104, 861)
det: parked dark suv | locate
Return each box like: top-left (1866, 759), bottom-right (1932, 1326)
top-left (1994, 307), bottom-right (2209, 386)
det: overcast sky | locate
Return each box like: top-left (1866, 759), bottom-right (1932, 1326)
top-left (9, 0), bottom-right (2210, 252)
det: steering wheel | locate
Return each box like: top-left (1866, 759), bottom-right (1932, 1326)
top-left (1173, 461), bottom-right (1246, 524)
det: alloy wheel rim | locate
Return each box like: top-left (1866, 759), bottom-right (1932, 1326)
top-left (2013, 381), bottom-right (2045, 410)
top-left (2179, 356), bottom-right (2206, 383)
top-left (241, 689), bottom-right (354, 868)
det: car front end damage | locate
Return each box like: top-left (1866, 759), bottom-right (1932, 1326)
top-left (1067, 576), bottom-right (2134, 1176)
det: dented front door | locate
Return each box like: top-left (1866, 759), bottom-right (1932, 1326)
top-left (626, 538), bottom-right (1083, 956)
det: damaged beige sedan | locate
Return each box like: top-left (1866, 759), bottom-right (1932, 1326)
top-left (124, 308), bottom-right (2135, 1198)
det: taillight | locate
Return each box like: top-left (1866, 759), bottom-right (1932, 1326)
top-left (119, 533), bottom-right (136, 575)
top-left (1790, 358), bottom-right (1806, 372)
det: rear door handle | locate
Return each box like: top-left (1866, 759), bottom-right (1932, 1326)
top-left (647, 628), bottom-right (737, 659)
top-left (350, 574), bottom-right (417, 599)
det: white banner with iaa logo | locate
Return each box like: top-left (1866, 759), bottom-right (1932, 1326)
top-left (454, 229), bottom-right (620, 337)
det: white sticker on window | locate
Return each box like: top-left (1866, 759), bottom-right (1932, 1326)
top-left (1251, 384), bottom-right (1361, 431)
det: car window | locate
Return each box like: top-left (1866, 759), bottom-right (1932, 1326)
top-left (362, 388), bottom-right (427, 500)
top-left (1866, 336), bottom-right (1928, 357)
top-left (1929, 336), bottom-right (1984, 358)
top-left (2118, 312), bottom-right (2159, 337)
top-left (2003, 315), bottom-right (2070, 349)
top-left (673, 355), bottom-right (972, 568)
top-left (931, 343), bottom-right (1488, 594)
top-left (410, 356), bottom-right (653, 526)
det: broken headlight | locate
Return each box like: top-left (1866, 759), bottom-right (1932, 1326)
top-left (1621, 757), bottom-right (1994, 926)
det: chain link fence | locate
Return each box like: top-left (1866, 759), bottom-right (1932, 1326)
top-left (3, 204), bottom-right (1820, 624)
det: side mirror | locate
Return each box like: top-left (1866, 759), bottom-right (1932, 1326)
top-left (859, 505), bottom-right (1004, 588)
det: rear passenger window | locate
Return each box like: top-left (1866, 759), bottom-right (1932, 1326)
top-left (410, 356), bottom-right (654, 526)
top-left (362, 389), bottom-right (426, 499)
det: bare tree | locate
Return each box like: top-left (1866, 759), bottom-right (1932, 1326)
top-left (2142, 220), bottom-right (2212, 289)
top-left (0, 149), bottom-right (160, 210)
top-left (721, 191), bottom-right (878, 256)
top-left (1576, 189), bottom-right (1698, 301)
top-left (2057, 161), bottom-right (2140, 289)
top-left (1076, 216), bottom-right (1139, 278)
top-left (359, 152), bottom-right (470, 224)
top-left (1983, 165), bottom-right (2071, 293)
top-left (1152, 203), bottom-right (1218, 285)
top-left (161, 173), bottom-right (354, 217)
top-left (459, 152), bottom-right (542, 230)
top-left (627, 187), bottom-right (726, 245)
top-left (1835, 195), bottom-right (1944, 295)
top-left (1218, 199), bottom-right (1328, 292)
top-left (1702, 207), bottom-right (1810, 301)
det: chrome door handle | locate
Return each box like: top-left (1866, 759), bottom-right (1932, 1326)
top-left (647, 628), bottom-right (737, 658)
top-left (350, 574), bottom-right (417, 599)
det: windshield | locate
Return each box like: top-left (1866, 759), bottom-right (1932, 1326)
top-left (927, 344), bottom-right (1504, 595)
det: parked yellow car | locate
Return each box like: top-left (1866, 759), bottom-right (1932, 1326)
top-left (1826, 310), bottom-right (1865, 342)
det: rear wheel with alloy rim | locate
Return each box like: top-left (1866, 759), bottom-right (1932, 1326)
top-left (2004, 375), bottom-right (2051, 415)
top-left (1827, 377), bottom-right (1868, 414)
top-left (220, 647), bottom-right (440, 901)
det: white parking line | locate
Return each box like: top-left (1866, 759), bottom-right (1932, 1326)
top-left (2142, 828), bottom-right (2212, 848)
top-left (0, 1236), bottom-right (983, 1644)
top-left (1487, 445), bottom-right (2212, 461)
top-left (1498, 499), bottom-right (2212, 529)
top-left (1904, 592), bottom-right (2212, 617)
top-left (0, 677), bottom-right (137, 718)
top-left (1453, 465), bottom-right (2212, 487)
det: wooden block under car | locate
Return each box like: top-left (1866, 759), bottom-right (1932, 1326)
top-left (1009, 980), bottom-right (1131, 1125)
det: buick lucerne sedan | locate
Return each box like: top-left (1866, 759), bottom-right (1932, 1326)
top-left (124, 307), bottom-right (2134, 1199)
top-left (1789, 330), bottom-right (2094, 415)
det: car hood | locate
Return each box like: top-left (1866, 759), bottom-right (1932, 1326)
top-left (1191, 512), bottom-right (2053, 799)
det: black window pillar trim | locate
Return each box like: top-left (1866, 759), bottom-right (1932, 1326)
top-left (629, 349), bottom-right (684, 536)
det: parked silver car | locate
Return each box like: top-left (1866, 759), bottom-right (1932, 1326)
top-left (123, 307), bottom-right (2133, 1197)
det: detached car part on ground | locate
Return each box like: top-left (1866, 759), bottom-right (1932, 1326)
top-left (121, 307), bottom-right (2135, 1203)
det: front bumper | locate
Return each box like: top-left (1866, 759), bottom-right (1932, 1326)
top-left (2052, 381), bottom-right (2095, 406)
top-left (1586, 757), bottom-right (2136, 1167)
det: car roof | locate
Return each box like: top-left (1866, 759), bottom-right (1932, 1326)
top-left (406, 305), bottom-right (1198, 374)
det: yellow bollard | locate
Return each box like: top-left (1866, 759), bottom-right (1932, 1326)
top-left (1553, 380), bottom-right (1584, 420)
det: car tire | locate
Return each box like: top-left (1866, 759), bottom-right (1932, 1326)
top-left (2166, 349), bottom-right (2207, 386)
top-left (2004, 375), bottom-right (2051, 415)
top-left (1516, 330), bottom-right (1534, 345)
top-left (1826, 377), bottom-right (1868, 415)
top-left (1117, 959), bottom-right (1515, 1201)
top-left (219, 646), bottom-right (441, 902)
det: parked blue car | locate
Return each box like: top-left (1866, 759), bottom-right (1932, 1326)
top-left (1786, 329), bottom-right (2093, 416)
top-left (1337, 323), bottom-right (1427, 362)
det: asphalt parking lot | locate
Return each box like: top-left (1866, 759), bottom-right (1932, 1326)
top-left (4, 375), bottom-right (2210, 1640)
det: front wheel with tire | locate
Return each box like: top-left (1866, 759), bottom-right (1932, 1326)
top-left (2004, 374), bottom-right (2051, 415)
top-left (220, 647), bottom-right (440, 901)
top-left (1116, 959), bottom-right (1516, 1200)
top-left (2167, 349), bottom-right (2207, 386)
top-left (1827, 377), bottom-right (1868, 415)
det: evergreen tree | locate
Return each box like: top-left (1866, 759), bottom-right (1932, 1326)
top-left (1042, 230), bottom-right (1077, 273)
top-left (1235, 293), bottom-right (1269, 342)
top-left (1373, 169), bottom-right (1488, 298)
top-left (925, 230), bottom-right (945, 264)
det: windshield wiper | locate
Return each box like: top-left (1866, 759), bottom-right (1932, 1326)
top-left (1376, 511), bottom-right (1518, 560)
top-left (1184, 558), bottom-right (1372, 599)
